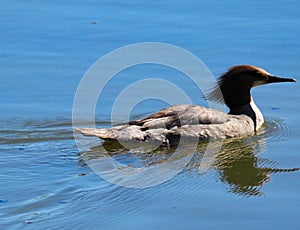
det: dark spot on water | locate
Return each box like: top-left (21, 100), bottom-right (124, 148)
top-left (172, 206), bottom-right (177, 209)
top-left (91, 21), bottom-right (99, 24)
top-left (0, 199), bottom-right (8, 203)
top-left (58, 201), bottom-right (67, 204)
top-left (25, 220), bottom-right (33, 224)
top-left (18, 147), bottom-right (25, 150)
top-left (271, 107), bottom-right (280, 110)
top-left (77, 173), bottom-right (86, 176)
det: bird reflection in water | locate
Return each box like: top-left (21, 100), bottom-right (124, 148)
top-left (79, 121), bottom-right (299, 197)
top-left (212, 136), bottom-right (298, 196)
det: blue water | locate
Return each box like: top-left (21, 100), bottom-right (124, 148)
top-left (1, 0), bottom-right (300, 229)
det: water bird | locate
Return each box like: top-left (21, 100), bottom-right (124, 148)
top-left (76, 65), bottom-right (296, 146)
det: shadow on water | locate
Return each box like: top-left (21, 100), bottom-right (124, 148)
top-left (79, 119), bottom-right (299, 197)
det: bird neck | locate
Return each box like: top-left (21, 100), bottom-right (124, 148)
top-left (229, 99), bottom-right (264, 131)
top-left (222, 85), bottom-right (252, 109)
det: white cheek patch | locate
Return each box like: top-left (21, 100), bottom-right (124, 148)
top-left (253, 80), bottom-right (267, 87)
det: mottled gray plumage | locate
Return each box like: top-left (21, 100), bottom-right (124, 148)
top-left (77, 104), bottom-right (258, 146)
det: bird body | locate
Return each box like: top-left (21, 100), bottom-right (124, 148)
top-left (76, 65), bottom-right (295, 146)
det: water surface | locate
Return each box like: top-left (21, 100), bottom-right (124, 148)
top-left (1, 0), bottom-right (300, 229)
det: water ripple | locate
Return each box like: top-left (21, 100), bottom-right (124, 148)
top-left (1, 115), bottom-right (298, 214)
top-left (262, 118), bottom-right (296, 144)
